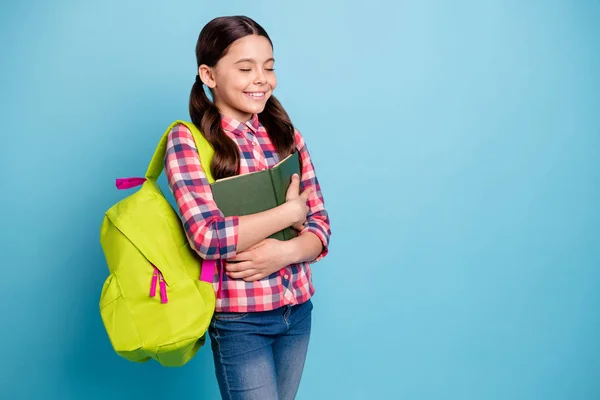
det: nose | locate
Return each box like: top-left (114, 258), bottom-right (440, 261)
top-left (254, 69), bottom-right (267, 85)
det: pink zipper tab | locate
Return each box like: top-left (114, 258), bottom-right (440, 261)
top-left (159, 272), bottom-right (168, 304)
top-left (150, 267), bottom-right (158, 298)
top-left (116, 177), bottom-right (147, 190)
top-left (149, 264), bottom-right (169, 304)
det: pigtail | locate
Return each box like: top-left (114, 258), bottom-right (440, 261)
top-left (189, 77), bottom-right (240, 180)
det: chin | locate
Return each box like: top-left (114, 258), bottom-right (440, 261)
top-left (243, 104), bottom-right (267, 115)
top-left (242, 94), bottom-right (270, 109)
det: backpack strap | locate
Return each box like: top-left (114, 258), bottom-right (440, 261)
top-left (145, 120), bottom-right (216, 183)
top-left (143, 120), bottom-right (219, 289)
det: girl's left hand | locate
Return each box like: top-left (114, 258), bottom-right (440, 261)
top-left (225, 238), bottom-right (294, 282)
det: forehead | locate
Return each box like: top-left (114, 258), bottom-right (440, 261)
top-left (221, 34), bottom-right (274, 63)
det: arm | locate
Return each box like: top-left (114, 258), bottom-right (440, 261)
top-left (288, 129), bottom-right (332, 264)
top-left (222, 129), bottom-right (331, 281)
top-left (164, 124), bottom-right (297, 259)
top-left (286, 231), bottom-right (324, 265)
top-left (237, 204), bottom-right (298, 251)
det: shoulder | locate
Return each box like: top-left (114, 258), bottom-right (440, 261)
top-left (293, 128), bottom-right (306, 150)
top-left (167, 122), bottom-right (193, 139)
top-left (166, 122), bottom-right (197, 150)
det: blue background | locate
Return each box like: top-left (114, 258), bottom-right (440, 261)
top-left (1, 0), bottom-right (599, 399)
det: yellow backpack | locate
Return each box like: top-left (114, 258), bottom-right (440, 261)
top-left (99, 120), bottom-right (217, 367)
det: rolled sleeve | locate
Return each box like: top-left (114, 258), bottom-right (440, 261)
top-left (165, 124), bottom-right (239, 260)
top-left (295, 129), bottom-right (331, 263)
top-left (300, 217), bottom-right (330, 263)
top-left (214, 216), bottom-right (239, 260)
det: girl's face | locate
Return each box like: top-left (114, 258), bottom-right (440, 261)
top-left (200, 34), bottom-right (277, 122)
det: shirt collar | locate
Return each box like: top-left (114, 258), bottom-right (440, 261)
top-left (220, 114), bottom-right (260, 136)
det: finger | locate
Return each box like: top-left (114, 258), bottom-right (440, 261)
top-left (227, 250), bottom-right (254, 263)
top-left (291, 173), bottom-right (300, 185)
top-left (286, 174), bottom-right (301, 200)
top-left (243, 273), bottom-right (265, 282)
top-left (228, 269), bottom-right (259, 280)
top-left (300, 186), bottom-right (313, 200)
top-left (288, 174), bottom-right (299, 189)
top-left (225, 260), bottom-right (253, 272)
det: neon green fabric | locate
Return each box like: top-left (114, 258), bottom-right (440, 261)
top-left (99, 120), bottom-right (216, 367)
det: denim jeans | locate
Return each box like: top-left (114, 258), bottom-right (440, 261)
top-left (208, 299), bottom-right (313, 400)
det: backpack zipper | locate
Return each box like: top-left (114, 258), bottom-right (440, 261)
top-left (159, 271), bottom-right (168, 304)
top-left (149, 265), bottom-right (168, 304)
top-left (150, 267), bottom-right (159, 297)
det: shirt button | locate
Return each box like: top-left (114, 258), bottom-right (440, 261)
top-left (284, 274), bottom-right (289, 279)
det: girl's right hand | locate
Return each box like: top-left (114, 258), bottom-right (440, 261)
top-left (285, 174), bottom-right (313, 231)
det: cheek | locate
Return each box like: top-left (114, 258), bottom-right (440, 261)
top-left (220, 75), bottom-right (249, 94)
top-left (230, 79), bottom-right (249, 93)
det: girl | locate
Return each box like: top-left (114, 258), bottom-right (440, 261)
top-left (164, 16), bottom-right (331, 400)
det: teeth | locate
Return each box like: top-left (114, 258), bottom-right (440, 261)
top-left (247, 92), bottom-right (264, 98)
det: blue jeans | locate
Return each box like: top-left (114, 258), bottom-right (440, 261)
top-left (208, 299), bottom-right (313, 400)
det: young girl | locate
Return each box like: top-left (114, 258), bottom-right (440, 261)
top-left (164, 16), bottom-right (331, 400)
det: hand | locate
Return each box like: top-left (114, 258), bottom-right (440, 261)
top-left (225, 239), bottom-right (294, 282)
top-left (286, 173), bottom-right (312, 231)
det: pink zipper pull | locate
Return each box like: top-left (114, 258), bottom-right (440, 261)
top-left (150, 266), bottom-right (158, 297)
top-left (116, 177), bottom-right (147, 190)
top-left (159, 271), bottom-right (168, 304)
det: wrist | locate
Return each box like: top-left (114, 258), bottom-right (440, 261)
top-left (280, 201), bottom-right (298, 227)
top-left (282, 238), bottom-right (300, 266)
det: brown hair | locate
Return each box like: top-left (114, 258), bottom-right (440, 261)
top-left (190, 16), bottom-right (296, 180)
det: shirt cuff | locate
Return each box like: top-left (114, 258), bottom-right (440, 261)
top-left (299, 221), bottom-right (329, 263)
top-left (216, 215), bottom-right (239, 260)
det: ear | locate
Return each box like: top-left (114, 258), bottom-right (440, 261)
top-left (198, 65), bottom-right (216, 89)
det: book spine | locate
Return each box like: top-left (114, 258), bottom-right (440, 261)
top-left (269, 164), bottom-right (292, 241)
top-left (270, 165), bottom-right (286, 206)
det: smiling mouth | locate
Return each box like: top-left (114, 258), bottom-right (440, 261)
top-left (244, 92), bottom-right (266, 99)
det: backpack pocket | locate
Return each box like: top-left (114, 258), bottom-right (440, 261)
top-left (99, 273), bottom-right (149, 363)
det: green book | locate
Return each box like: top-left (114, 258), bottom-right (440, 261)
top-left (210, 151), bottom-right (301, 241)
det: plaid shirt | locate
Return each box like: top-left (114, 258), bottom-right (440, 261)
top-left (164, 114), bottom-right (331, 312)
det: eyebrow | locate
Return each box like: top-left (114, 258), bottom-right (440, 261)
top-left (234, 57), bottom-right (275, 64)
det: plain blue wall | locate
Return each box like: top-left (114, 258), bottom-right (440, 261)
top-left (1, 0), bottom-right (599, 399)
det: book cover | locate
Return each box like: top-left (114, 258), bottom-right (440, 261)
top-left (210, 151), bottom-right (301, 241)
